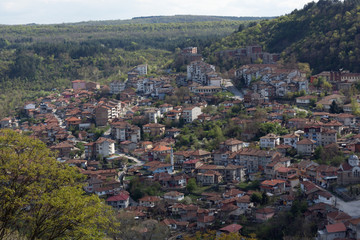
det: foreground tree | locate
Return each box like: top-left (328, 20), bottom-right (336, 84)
top-left (0, 129), bottom-right (118, 240)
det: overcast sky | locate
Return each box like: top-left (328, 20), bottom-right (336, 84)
top-left (0, 0), bottom-right (315, 25)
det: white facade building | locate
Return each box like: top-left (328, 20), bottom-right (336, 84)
top-left (110, 80), bottom-right (126, 94)
top-left (182, 106), bottom-right (202, 123)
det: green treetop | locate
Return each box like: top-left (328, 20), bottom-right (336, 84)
top-left (0, 129), bottom-right (118, 240)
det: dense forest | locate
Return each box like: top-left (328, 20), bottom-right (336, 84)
top-left (69, 15), bottom-right (273, 25)
top-left (0, 18), bottom-right (258, 118)
top-left (206, 0), bottom-right (360, 73)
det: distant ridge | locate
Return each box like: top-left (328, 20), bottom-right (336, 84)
top-left (68, 15), bottom-right (274, 26)
top-left (208, 0), bottom-right (360, 73)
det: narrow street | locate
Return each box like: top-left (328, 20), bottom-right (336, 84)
top-left (115, 152), bottom-right (144, 166)
top-left (334, 197), bottom-right (360, 218)
top-left (224, 79), bottom-right (244, 100)
top-left (53, 112), bottom-right (65, 128)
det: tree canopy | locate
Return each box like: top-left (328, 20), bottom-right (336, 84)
top-left (208, 0), bottom-right (360, 74)
top-left (0, 129), bottom-right (118, 240)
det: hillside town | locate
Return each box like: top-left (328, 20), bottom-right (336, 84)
top-left (2, 46), bottom-right (360, 239)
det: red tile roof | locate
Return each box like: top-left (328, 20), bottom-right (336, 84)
top-left (261, 179), bottom-right (286, 186)
top-left (325, 222), bottom-right (346, 233)
top-left (297, 138), bottom-right (316, 145)
top-left (139, 196), bottom-right (161, 202)
top-left (256, 208), bottom-right (275, 214)
top-left (106, 193), bottom-right (129, 202)
top-left (219, 223), bottom-right (243, 233)
top-left (197, 215), bottom-right (215, 223)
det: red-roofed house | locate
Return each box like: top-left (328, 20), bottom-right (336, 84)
top-left (337, 154), bottom-right (360, 185)
top-left (219, 223), bottom-right (243, 234)
top-left (255, 208), bottom-right (275, 221)
top-left (297, 138), bottom-right (316, 156)
top-left (65, 116), bottom-right (82, 128)
top-left (276, 167), bottom-right (297, 180)
top-left (197, 215), bottom-right (215, 229)
top-left (260, 133), bottom-right (280, 149)
top-left (161, 218), bottom-right (189, 230)
top-left (348, 218), bottom-right (360, 239)
top-left (317, 222), bottom-right (346, 240)
top-left (0, 118), bottom-right (12, 128)
top-left (143, 123), bottom-right (165, 137)
top-left (327, 211), bottom-right (352, 225)
top-left (72, 80), bottom-right (87, 90)
top-left (164, 191), bottom-right (184, 202)
top-left (139, 196), bottom-right (161, 208)
top-left (106, 193), bottom-right (130, 209)
top-left (183, 159), bottom-right (203, 174)
top-left (260, 179), bottom-right (286, 195)
top-left (95, 137), bottom-right (116, 157)
top-left (236, 195), bottom-right (254, 211)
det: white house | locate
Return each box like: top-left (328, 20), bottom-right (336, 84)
top-left (260, 133), bottom-right (280, 149)
top-left (182, 106), bottom-right (202, 123)
top-left (163, 191), bottom-right (185, 202)
top-left (314, 191), bottom-right (336, 206)
top-left (187, 61), bottom-right (216, 85)
top-left (139, 196), bottom-right (161, 208)
top-left (95, 137), bottom-right (116, 157)
top-left (110, 80), bottom-right (126, 94)
top-left (317, 222), bottom-right (346, 240)
top-left (282, 133), bottom-right (299, 148)
top-left (209, 77), bottom-right (224, 87)
top-left (135, 64), bottom-right (147, 75)
top-left (145, 108), bottom-right (161, 123)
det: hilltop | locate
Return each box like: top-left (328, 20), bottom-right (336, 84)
top-left (66, 15), bottom-right (273, 26)
top-left (207, 0), bottom-right (360, 73)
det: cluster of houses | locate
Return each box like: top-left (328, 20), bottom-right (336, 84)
top-left (216, 45), bottom-right (280, 64)
top-left (2, 48), bottom-right (360, 238)
top-left (236, 64), bottom-right (309, 102)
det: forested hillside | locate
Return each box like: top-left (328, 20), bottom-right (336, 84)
top-left (207, 0), bottom-right (360, 73)
top-left (69, 15), bottom-right (272, 25)
top-left (0, 19), bottom-right (250, 117)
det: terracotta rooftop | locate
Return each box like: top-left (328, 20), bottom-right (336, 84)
top-left (106, 193), bottom-right (129, 202)
top-left (256, 208), bottom-right (275, 214)
top-left (261, 179), bottom-right (286, 186)
top-left (139, 196), bottom-right (161, 202)
top-left (219, 223), bottom-right (243, 233)
top-left (297, 138), bottom-right (316, 145)
top-left (325, 222), bottom-right (346, 233)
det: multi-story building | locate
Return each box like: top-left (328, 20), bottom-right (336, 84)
top-left (94, 101), bottom-right (122, 126)
top-left (260, 133), bottom-right (280, 149)
top-left (282, 133), bottom-right (300, 148)
top-left (95, 137), bottom-right (116, 157)
top-left (72, 80), bottom-right (87, 90)
top-left (109, 80), bottom-right (126, 94)
top-left (304, 126), bottom-right (337, 146)
top-left (337, 155), bottom-right (360, 185)
top-left (143, 123), bottom-right (165, 137)
top-left (111, 121), bottom-right (141, 143)
top-left (106, 193), bottom-right (130, 209)
top-left (232, 149), bottom-right (281, 173)
top-left (144, 108), bottom-right (161, 123)
top-left (187, 61), bottom-right (216, 85)
top-left (182, 106), bottom-right (202, 123)
top-left (296, 138), bottom-right (316, 156)
top-left (84, 142), bottom-right (96, 159)
top-left (135, 64), bottom-right (147, 75)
